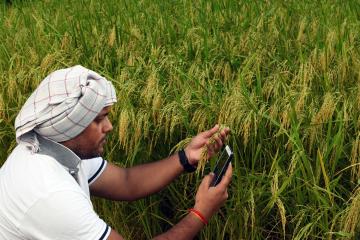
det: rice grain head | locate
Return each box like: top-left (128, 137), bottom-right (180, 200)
top-left (108, 26), bottom-right (116, 48)
top-left (171, 137), bottom-right (192, 157)
top-left (223, 62), bottom-right (232, 82)
top-left (342, 188), bottom-right (360, 237)
top-left (295, 86), bottom-right (308, 116)
top-left (313, 93), bottom-right (336, 124)
top-left (288, 153), bottom-right (299, 176)
top-left (170, 114), bottom-right (181, 138)
top-left (319, 49), bottom-right (328, 72)
top-left (152, 93), bottom-right (162, 123)
top-left (356, 73), bottom-right (360, 110)
top-left (243, 208), bottom-right (249, 231)
top-left (295, 62), bottom-right (311, 87)
top-left (350, 134), bottom-right (360, 182)
top-left (309, 93), bottom-right (336, 149)
top-left (343, 100), bottom-right (350, 128)
top-left (191, 109), bottom-right (208, 133)
top-left (310, 19), bottom-right (319, 39)
top-left (271, 170), bottom-right (286, 238)
top-left (269, 103), bottom-right (279, 121)
top-left (293, 210), bottom-right (306, 238)
top-left (277, 199), bottom-right (287, 239)
top-left (40, 53), bottom-right (55, 71)
top-left (328, 212), bottom-right (342, 240)
top-left (339, 43), bottom-right (349, 83)
top-left (127, 54), bottom-right (135, 67)
top-left (271, 170), bottom-right (279, 196)
top-left (280, 106), bottom-right (290, 130)
top-left (134, 111), bottom-right (150, 146)
top-left (310, 47), bottom-right (319, 73)
top-left (250, 189), bottom-right (255, 230)
top-left (8, 72), bottom-right (19, 100)
top-left (141, 71), bottom-right (158, 105)
top-left (241, 114), bottom-right (252, 146)
top-left (29, 48), bottom-right (39, 64)
top-left (0, 93), bottom-right (4, 119)
top-left (297, 18), bottom-right (307, 43)
top-left (119, 108), bottom-right (130, 150)
top-left (61, 32), bottom-right (70, 50)
top-left (214, 61), bottom-right (223, 80)
top-left (326, 30), bottom-right (337, 60)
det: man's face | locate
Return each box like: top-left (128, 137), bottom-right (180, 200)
top-left (61, 106), bottom-right (113, 159)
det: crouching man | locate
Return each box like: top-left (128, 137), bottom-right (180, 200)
top-left (0, 65), bottom-right (232, 240)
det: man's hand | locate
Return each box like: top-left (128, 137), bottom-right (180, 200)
top-left (151, 163), bottom-right (233, 240)
top-left (185, 124), bottom-right (230, 165)
top-left (193, 162), bottom-right (233, 221)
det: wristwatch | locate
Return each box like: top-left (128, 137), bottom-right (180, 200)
top-left (178, 149), bottom-right (197, 173)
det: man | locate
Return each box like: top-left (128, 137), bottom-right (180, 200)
top-left (0, 65), bottom-right (232, 239)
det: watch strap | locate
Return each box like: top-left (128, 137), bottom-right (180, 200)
top-left (178, 149), bottom-right (197, 173)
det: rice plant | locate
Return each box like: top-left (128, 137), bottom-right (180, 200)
top-left (2, 0), bottom-right (360, 238)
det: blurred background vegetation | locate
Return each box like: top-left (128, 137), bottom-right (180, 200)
top-left (1, 0), bottom-right (360, 239)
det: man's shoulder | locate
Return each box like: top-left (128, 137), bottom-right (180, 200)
top-left (0, 144), bottom-right (90, 238)
top-left (1, 144), bottom-right (83, 201)
top-left (6, 143), bottom-right (62, 164)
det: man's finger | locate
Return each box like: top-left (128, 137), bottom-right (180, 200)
top-left (220, 129), bottom-right (229, 142)
top-left (201, 124), bottom-right (219, 138)
top-left (213, 135), bottom-right (223, 151)
top-left (222, 128), bottom-right (231, 142)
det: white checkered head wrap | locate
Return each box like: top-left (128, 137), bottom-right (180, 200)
top-left (15, 65), bottom-right (117, 152)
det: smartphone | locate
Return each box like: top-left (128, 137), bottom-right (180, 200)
top-left (210, 145), bottom-right (233, 186)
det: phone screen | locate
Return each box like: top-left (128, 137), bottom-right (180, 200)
top-left (211, 145), bottom-right (233, 186)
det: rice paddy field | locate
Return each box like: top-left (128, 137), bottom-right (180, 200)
top-left (1, 0), bottom-right (360, 239)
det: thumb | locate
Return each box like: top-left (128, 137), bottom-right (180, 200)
top-left (200, 172), bottom-right (215, 190)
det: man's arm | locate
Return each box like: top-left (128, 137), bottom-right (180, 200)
top-left (107, 164), bottom-right (233, 240)
top-left (107, 214), bottom-right (203, 240)
top-left (90, 125), bottom-right (230, 201)
top-left (90, 153), bottom-right (184, 201)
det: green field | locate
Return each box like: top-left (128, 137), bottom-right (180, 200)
top-left (1, 0), bottom-right (360, 239)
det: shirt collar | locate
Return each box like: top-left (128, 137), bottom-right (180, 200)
top-left (37, 134), bottom-right (81, 178)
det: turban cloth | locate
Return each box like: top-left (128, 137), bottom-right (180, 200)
top-left (15, 65), bottom-right (117, 152)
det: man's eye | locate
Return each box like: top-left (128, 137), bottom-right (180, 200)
top-left (95, 117), bottom-right (104, 123)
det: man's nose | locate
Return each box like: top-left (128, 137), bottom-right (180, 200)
top-left (103, 117), bottom-right (113, 133)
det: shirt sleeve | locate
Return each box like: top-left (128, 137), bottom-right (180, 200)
top-left (19, 190), bottom-right (111, 240)
top-left (81, 157), bottom-right (108, 185)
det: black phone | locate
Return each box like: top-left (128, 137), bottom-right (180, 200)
top-left (210, 145), bottom-right (233, 186)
